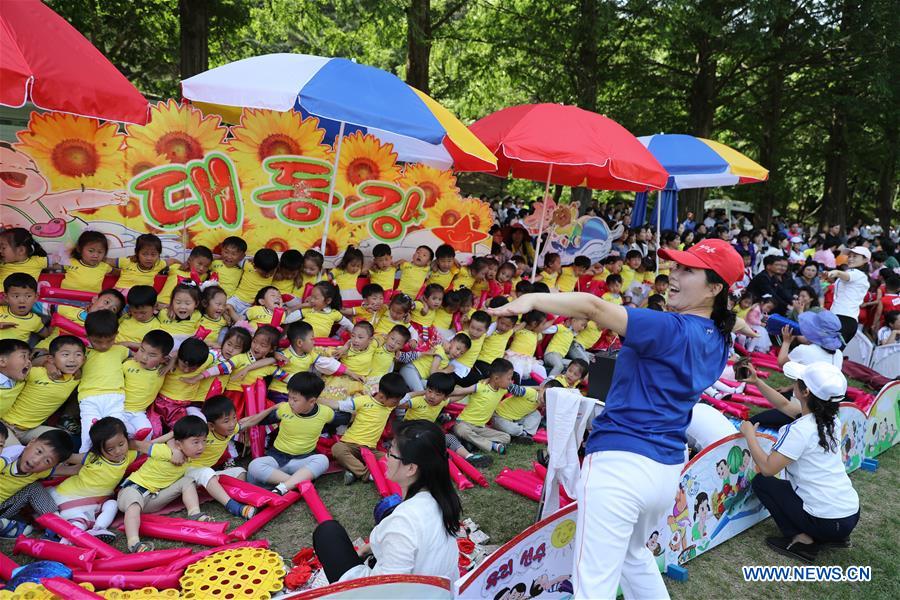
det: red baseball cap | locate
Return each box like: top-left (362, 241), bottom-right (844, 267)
top-left (658, 238), bottom-right (744, 285)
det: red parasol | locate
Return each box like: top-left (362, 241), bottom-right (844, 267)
top-left (0, 0), bottom-right (149, 124)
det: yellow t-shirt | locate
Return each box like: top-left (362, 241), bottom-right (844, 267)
top-left (158, 268), bottom-right (208, 304)
top-left (374, 315), bottom-right (408, 338)
top-left (62, 260), bottom-right (112, 293)
top-left (574, 320), bottom-right (601, 349)
top-left (341, 395), bottom-right (393, 448)
top-left (397, 263), bottom-right (429, 297)
top-left (0, 446), bottom-right (53, 502)
top-left (210, 260), bottom-right (243, 297)
top-left (538, 269), bottom-right (559, 288)
top-left (0, 256), bottom-right (49, 282)
top-left (556, 267), bottom-right (579, 293)
top-left (458, 382), bottom-right (506, 427)
top-left (123, 359), bottom-right (164, 412)
top-left (194, 423), bottom-right (239, 468)
top-left (403, 396), bottom-right (449, 422)
top-left (273, 276), bottom-right (296, 297)
top-left (369, 341), bottom-right (397, 378)
top-left (157, 311), bottom-right (201, 337)
top-left (54, 450), bottom-right (137, 499)
top-left (478, 329), bottom-right (514, 364)
top-left (451, 266), bottom-right (475, 290)
top-left (553, 374), bottom-right (576, 388)
top-left (297, 272), bottom-right (324, 291)
top-left (115, 258), bottom-right (166, 289)
top-left (351, 305), bottom-right (381, 326)
top-left (410, 302), bottom-right (436, 328)
top-left (340, 342), bottom-right (376, 376)
top-left (496, 387), bottom-right (539, 421)
top-left (246, 306), bottom-right (277, 329)
top-left (601, 292), bottom-right (623, 305)
top-left (273, 402), bottom-right (334, 455)
top-left (3, 367), bottom-right (78, 429)
top-left (233, 261), bottom-right (275, 303)
top-left (0, 306), bottom-right (44, 342)
top-left (116, 314), bottom-right (160, 344)
top-left (431, 307), bottom-right (454, 331)
top-left (198, 314), bottom-right (228, 344)
top-left (269, 349), bottom-right (320, 394)
top-left (546, 325), bottom-right (575, 356)
top-left (508, 330), bottom-right (539, 356)
top-left (330, 268), bottom-right (360, 292)
top-left (128, 443), bottom-right (189, 493)
top-left (158, 354), bottom-right (214, 402)
top-left (0, 380), bottom-right (25, 419)
top-left (302, 308), bottom-right (342, 338)
top-left (427, 267), bottom-right (456, 290)
top-left (78, 346), bottom-right (129, 400)
top-left (367, 268), bottom-right (396, 291)
top-left (733, 305), bottom-right (751, 320)
top-left (458, 333), bottom-right (486, 368)
top-left (36, 304), bottom-right (83, 350)
top-left (620, 265), bottom-right (638, 292)
top-left (225, 352), bottom-right (276, 392)
top-left (412, 345), bottom-right (448, 380)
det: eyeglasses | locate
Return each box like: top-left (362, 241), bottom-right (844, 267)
top-left (387, 451), bottom-right (405, 463)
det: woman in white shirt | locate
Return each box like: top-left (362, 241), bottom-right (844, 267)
top-left (313, 420), bottom-right (461, 583)
top-left (739, 362), bottom-right (859, 562)
top-left (826, 246), bottom-right (871, 344)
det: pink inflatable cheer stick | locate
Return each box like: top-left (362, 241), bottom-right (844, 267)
top-left (41, 287), bottom-right (96, 303)
top-left (141, 513), bottom-right (229, 533)
top-left (270, 307), bottom-right (285, 327)
top-left (228, 490), bottom-right (300, 541)
top-left (13, 535), bottom-right (97, 571)
top-left (123, 516), bottom-right (230, 546)
top-left (72, 569), bottom-right (182, 591)
top-left (298, 481), bottom-right (333, 524)
top-left (361, 447), bottom-right (390, 497)
top-left (41, 577), bottom-right (104, 599)
top-left (95, 546), bottom-right (192, 572)
top-left (0, 552), bottom-right (20, 580)
top-left (495, 468), bottom-right (542, 502)
top-left (217, 474), bottom-right (280, 508)
top-left (449, 452), bottom-right (489, 488)
top-left (448, 458), bottom-right (474, 490)
top-left (36, 513), bottom-right (124, 558)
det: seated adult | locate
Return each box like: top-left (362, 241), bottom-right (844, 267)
top-left (740, 362), bottom-right (859, 562)
top-left (312, 420), bottom-right (461, 583)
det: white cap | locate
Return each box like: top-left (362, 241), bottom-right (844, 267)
top-left (790, 236), bottom-right (803, 243)
top-left (782, 362), bottom-right (848, 402)
top-left (850, 246), bottom-right (871, 260)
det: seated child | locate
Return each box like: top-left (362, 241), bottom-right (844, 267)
top-left (298, 249), bottom-right (326, 293)
top-left (110, 233), bottom-right (169, 292)
top-left (0, 228), bottom-right (49, 282)
top-left (0, 273), bottom-right (48, 343)
top-left (273, 250), bottom-right (303, 298)
top-left (556, 255), bottom-right (591, 293)
top-left (369, 325), bottom-right (413, 382)
top-left (373, 293), bottom-right (417, 342)
top-left (157, 283), bottom-right (203, 343)
top-left (2, 335), bottom-right (84, 445)
top-left (647, 294), bottom-right (667, 311)
top-left (117, 285), bottom-right (160, 346)
top-left (0, 339), bottom-right (31, 418)
top-left (554, 358), bottom-right (589, 389)
top-left (320, 322), bottom-right (375, 402)
top-left (457, 302), bottom-right (519, 387)
top-left (410, 284), bottom-right (444, 347)
top-left (396, 245), bottom-right (433, 297)
top-left (121, 330), bottom-right (175, 438)
top-left (366, 244), bottom-right (396, 291)
top-left (542, 317), bottom-right (589, 378)
top-left (877, 310), bottom-right (899, 345)
top-left (50, 417), bottom-right (136, 542)
top-left (399, 332), bottom-right (470, 393)
top-left (299, 281), bottom-right (354, 338)
top-left (601, 274), bottom-right (624, 305)
top-left (451, 358), bottom-right (519, 454)
top-left (496, 262), bottom-right (516, 297)
top-left (505, 310), bottom-right (553, 380)
top-left (535, 253), bottom-right (561, 290)
top-left (158, 246), bottom-right (213, 305)
top-left (198, 285), bottom-right (232, 347)
top-left (210, 236), bottom-right (248, 297)
top-left (433, 290), bottom-right (461, 343)
top-left (450, 310), bottom-right (491, 380)
top-left (342, 283), bottom-right (385, 326)
top-left (228, 248), bottom-right (279, 317)
top-left (493, 379), bottom-right (565, 440)
top-left (323, 372), bottom-right (410, 485)
top-left (268, 322), bottom-right (342, 403)
top-left (60, 231), bottom-right (113, 293)
top-left (331, 246), bottom-right (364, 301)
top-left (35, 287), bottom-right (124, 353)
top-left (148, 338), bottom-right (214, 434)
top-left (117, 415), bottom-right (209, 553)
top-left (247, 373), bottom-right (335, 494)
top-left (0, 429), bottom-right (74, 539)
top-left (246, 286), bottom-right (299, 331)
top-left (428, 244), bottom-right (457, 289)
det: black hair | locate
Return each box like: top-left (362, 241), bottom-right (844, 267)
top-left (353, 320), bottom-right (375, 337)
top-left (127, 285), bottom-right (157, 308)
top-left (515, 280), bottom-right (534, 296)
top-left (647, 294), bottom-right (667, 311)
top-left (470, 257), bottom-right (488, 275)
top-left (254, 285), bottom-right (281, 304)
top-left (441, 290), bottom-right (461, 311)
top-left (544, 378), bottom-right (564, 390)
top-left (312, 281), bottom-right (342, 310)
top-left (573, 255), bottom-right (591, 270)
top-left (604, 254), bottom-right (624, 264)
top-left (377, 372), bottom-right (409, 400)
top-left (200, 285), bottom-right (226, 312)
top-left (253, 325), bottom-right (281, 350)
top-left (84, 309), bottom-right (118, 338)
top-left (0, 421), bottom-right (7, 441)
top-left (455, 288), bottom-right (474, 306)
top-left (706, 270), bottom-right (736, 345)
top-left (885, 311), bottom-right (900, 328)
top-left (134, 233), bottom-right (162, 255)
top-left (542, 252), bottom-right (560, 268)
top-left (3, 272), bottom-right (37, 293)
top-left (71, 230), bottom-right (108, 260)
top-left (361, 283), bottom-right (384, 298)
top-left (286, 321), bottom-right (314, 345)
top-left (531, 282), bottom-right (550, 294)
top-left (488, 296), bottom-right (509, 309)
top-left (423, 283), bottom-right (444, 299)
top-left (567, 358), bottom-right (589, 377)
top-left (426, 372), bottom-right (456, 396)
top-left (88, 416), bottom-right (127, 459)
top-left (221, 236), bottom-right (247, 253)
top-left (177, 338), bottom-right (209, 368)
top-left (97, 288), bottom-right (126, 316)
top-left (490, 357), bottom-right (514, 376)
top-left (389, 292), bottom-right (414, 314)
top-left (253, 248), bottom-right (279, 274)
top-left (142, 329), bottom-right (175, 355)
top-left (287, 371), bottom-right (326, 398)
top-left (303, 249), bottom-right (324, 269)
top-left (337, 246), bottom-right (364, 270)
top-left (35, 429), bottom-right (74, 463)
top-left (187, 245), bottom-right (214, 262)
top-left (49, 335), bottom-right (85, 355)
top-left (388, 324), bottom-right (412, 343)
top-left (655, 274), bottom-right (669, 285)
top-left (606, 273), bottom-right (623, 286)
top-left (277, 249), bottom-right (303, 273)
top-left (222, 327), bottom-right (252, 353)
top-left (451, 332), bottom-right (472, 350)
top-left (625, 249), bottom-right (643, 261)
top-left (470, 310), bottom-right (491, 328)
top-left (170, 282), bottom-right (201, 308)
top-left (693, 492), bottom-right (710, 520)
top-left (763, 254), bottom-right (787, 267)
top-left (173, 415), bottom-right (208, 440)
top-left (800, 381), bottom-right (841, 452)
top-left (392, 419), bottom-right (461, 537)
top-left (203, 395), bottom-right (237, 423)
top-left (0, 228), bottom-right (47, 257)
top-left (522, 310), bottom-right (546, 327)
top-left (0, 338), bottom-right (30, 356)
top-left (435, 244), bottom-right (455, 260)
top-left (883, 275), bottom-right (900, 292)
top-left (416, 245), bottom-right (435, 261)
top-left (797, 285), bottom-right (821, 308)
top-left (372, 243), bottom-right (392, 258)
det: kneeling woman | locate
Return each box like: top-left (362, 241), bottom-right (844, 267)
top-left (313, 420), bottom-right (461, 582)
top-left (740, 361), bottom-right (860, 562)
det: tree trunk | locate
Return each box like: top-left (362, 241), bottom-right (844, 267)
top-left (875, 126), bottom-right (898, 228)
top-left (571, 0), bottom-right (599, 214)
top-left (682, 33), bottom-right (717, 223)
top-left (179, 0), bottom-right (208, 80)
top-left (405, 0), bottom-right (431, 94)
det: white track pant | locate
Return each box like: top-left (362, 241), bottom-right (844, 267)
top-left (574, 451), bottom-right (682, 600)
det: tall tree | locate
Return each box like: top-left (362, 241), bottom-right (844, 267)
top-left (179, 0), bottom-right (209, 79)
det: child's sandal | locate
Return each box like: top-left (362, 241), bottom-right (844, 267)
top-left (188, 512), bottom-right (214, 522)
top-left (128, 541), bottom-right (154, 553)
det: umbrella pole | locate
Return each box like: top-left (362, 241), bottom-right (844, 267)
top-left (656, 189), bottom-right (662, 276)
top-left (320, 121), bottom-right (346, 257)
top-left (531, 164), bottom-right (554, 280)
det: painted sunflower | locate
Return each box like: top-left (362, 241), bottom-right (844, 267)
top-left (291, 216), bottom-right (363, 258)
top-left (399, 163), bottom-right (459, 208)
top-left (15, 112), bottom-right (126, 190)
top-left (334, 132), bottom-right (401, 198)
top-left (229, 109), bottom-right (333, 191)
top-left (424, 195), bottom-right (492, 232)
top-left (124, 144), bottom-right (169, 179)
top-left (126, 100), bottom-right (227, 165)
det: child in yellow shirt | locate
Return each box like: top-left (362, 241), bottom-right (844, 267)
top-left (556, 255), bottom-right (592, 293)
top-left (36, 287), bottom-right (124, 352)
top-left (267, 322), bottom-right (343, 404)
top-left (601, 274), bottom-right (624, 305)
top-left (396, 245), bottom-right (433, 297)
top-left (427, 244), bottom-right (457, 289)
top-left (149, 338), bottom-right (214, 434)
top-left (535, 252), bottom-right (562, 290)
top-left (109, 233), bottom-right (170, 292)
top-left (0, 228), bottom-right (50, 282)
top-left (505, 309), bottom-right (553, 380)
top-left (210, 236), bottom-right (247, 297)
top-left (451, 358), bottom-right (517, 454)
top-left (117, 286), bottom-right (159, 346)
top-left (272, 250), bottom-right (303, 297)
top-left (341, 283), bottom-right (385, 326)
top-left (399, 332), bottom-right (470, 392)
top-left (246, 286), bottom-right (298, 331)
top-left (157, 283), bottom-right (202, 338)
top-left (298, 281), bottom-right (354, 338)
top-left (197, 285), bottom-right (231, 347)
top-left (120, 330), bottom-right (174, 439)
top-left (0, 273), bottom-right (49, 343)
top-left (60, 231), bottom-right (113, 293)
top-left (493, 379), bottom-right (562, 440)
top-left (365, 244), bottom-right (396, 291)
top-left (0, 339), bottom-right (31, 419)
top-left (296, 249), bottom-right (326, 297)
top-left (331, 246), bottom-right (364, 301)
top-left (227, 248), bottom-right (279, 316)
top-left (410, 284), bottom-right (445, 346)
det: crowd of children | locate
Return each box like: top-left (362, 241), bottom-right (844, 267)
top-left (0, 226), bottom-right (620, 553)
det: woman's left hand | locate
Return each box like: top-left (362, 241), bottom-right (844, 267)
top-left (356, 542), bottom-right (371, 557)
top-left (781, 325), bottom-right (794, 344)
top-left (739, 420), bottom-right (758, 438)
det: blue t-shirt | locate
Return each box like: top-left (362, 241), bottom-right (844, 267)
top-left (585, 307), bottom-right (729, 464)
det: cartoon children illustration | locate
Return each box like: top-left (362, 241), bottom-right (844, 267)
top-left (529, 574), bottom-right (573, 598)
top-left (691, 492), bottom-right (712, 551)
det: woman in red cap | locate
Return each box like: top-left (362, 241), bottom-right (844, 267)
top-left (489, 238), bottom-right (748, 600)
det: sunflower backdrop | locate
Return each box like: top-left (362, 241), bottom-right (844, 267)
top-left (1, 101), bottom-right (493, 262)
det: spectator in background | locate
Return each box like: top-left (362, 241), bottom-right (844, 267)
top-left (681, 211), bottom-right (696, 232)
top-left (747, 255), bottom-right (797, 315)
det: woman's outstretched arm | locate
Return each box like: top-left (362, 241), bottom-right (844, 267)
top-left (487, 292), bottom-right (628, 336)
